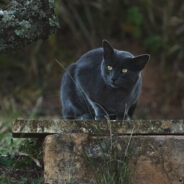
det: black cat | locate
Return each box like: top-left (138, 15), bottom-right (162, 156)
top-left (60, 40), bottom-right (149, 120)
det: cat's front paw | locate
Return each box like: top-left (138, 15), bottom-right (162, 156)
top-left (95, 115), bottom-right (107, 120)
top-left (116, 114), bottom-right (131, 120)
top-left (80, 113), bottom-right (94, 120)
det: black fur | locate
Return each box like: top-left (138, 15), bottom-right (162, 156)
top-left (61, 40), bottom-right (149, 120)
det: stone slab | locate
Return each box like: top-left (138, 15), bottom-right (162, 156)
top-left (12, 119), bottom-right (184, 138)
top-left (43, 134), bottom-right (184, 184)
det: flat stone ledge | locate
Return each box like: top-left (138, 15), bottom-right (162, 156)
top-left (12, 119), bottom-right (184, 138)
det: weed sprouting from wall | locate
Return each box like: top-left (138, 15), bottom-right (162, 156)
top-left (84, 134), bottom-right (133, 184)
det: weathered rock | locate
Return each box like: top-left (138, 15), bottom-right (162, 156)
top-left (0, 0), bottom-right (59, 52)
top-left (12, 120), bottom-right (184, 183)
top-left (43, 134), bottom-right (184, 184)
top-left (12, 119), bottom-right (184, 138)
top-left (43, 133), bottom-right (91, 184)
top-left (130, 136), bottom-right (184, 184)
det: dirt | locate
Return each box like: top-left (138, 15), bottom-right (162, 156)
top-left (138, 62), bottom-right (183, 119)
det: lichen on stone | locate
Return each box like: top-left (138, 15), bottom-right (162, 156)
top-left (0, 0), bottom-right (59, 52)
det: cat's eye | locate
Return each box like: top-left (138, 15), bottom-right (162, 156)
top-left (107, 65), bottom-right (113, 71)
top-left (122, 68), bottom-right (128, 73)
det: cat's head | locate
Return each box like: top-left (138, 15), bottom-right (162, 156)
top-left (101, 40), bottom-right (150, 89)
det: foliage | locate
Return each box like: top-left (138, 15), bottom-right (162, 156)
top-left (56, 0), bottom-right (184, 65)
top-left (0, 177), bottom-right (43, 184)
top-left (0, 111), bottom-right (43, 183)
top-left (0, 0), bottom-right (11, 8)
top-left (85, 138), bottom-right (132, 184)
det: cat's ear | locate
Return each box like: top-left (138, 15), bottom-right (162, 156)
top-left (102, 40), bottom-right (114, 60)
top-left (132, 54), bottom-right (150, 70)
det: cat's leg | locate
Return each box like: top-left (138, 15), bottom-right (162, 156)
top-left (88, 102), bottom-right (107, 120)
top-left (95, 114), bottom-right (107, 120)
top-left (63, 105), bottom-right (90, 120)
top-left (61, 64), bottom-right (92, 119)
top-left (116, 109), bottom-right (128, 120)
top-left (94, 107), bottom-right (109, 120)
top-left (116, 115), bottom-right (124, 120)
top-left (83, 96), bottom-right (107, 120)
top-left (128, 103), bottom-right (137, 118)
top-left (82, 104), bottom-right (106, 120)
top-left (78, 113), bottom-right (94, 120)
top-left (116, 103), bottom-right (137, 120)
top-left (62, 91), bottom-right (94, 120)
top-left (62, 101), bottom-right (78, 119)
top-left (116, 114), bottom-right (130, 120)
top-left (62, 111), bottom-right (74, 119)
top-left (91, 103), bottom-right (109, 120)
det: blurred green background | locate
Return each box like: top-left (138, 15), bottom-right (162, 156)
top-left (1, 0), bottom-right (184, 120)
top-left (0, 0), bottom-right (184, 182)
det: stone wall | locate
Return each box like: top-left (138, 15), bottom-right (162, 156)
top-left (13, 120), bottom-right (184, 184)
top-left (43, 134), bottom-right (184, 184)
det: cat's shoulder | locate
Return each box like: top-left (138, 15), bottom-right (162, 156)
top-left (64, 63), bottom-right (77, 76)
top-left (81, 48), bottom-right (103, 58)
top-left (76, 48), bottom-right (103, 64)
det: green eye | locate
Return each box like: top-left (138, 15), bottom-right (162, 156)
top-left (122, 68), bottom-right (128, 73)
top-left (107, 65), bottom-right (112, 71)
